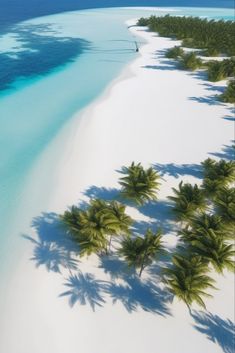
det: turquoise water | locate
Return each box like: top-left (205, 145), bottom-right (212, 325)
top-left (0, 7), bottom-right (234, 273)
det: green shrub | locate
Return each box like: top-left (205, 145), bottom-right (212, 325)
top-left (165, 46), bottom-right (184, 59)
top-left (204, 47), bottom-right (220, 57)
top-left (220, 80), bottom-right (235, 103)
top-left (137, 17), bottom-right (149, 26)
top-left (180, 52), bottom-right (203, 71)
top-left (207, 59), bottom-right (235, 82)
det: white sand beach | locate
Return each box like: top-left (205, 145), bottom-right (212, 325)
top-left (0, 21), bottom-right (234, 353)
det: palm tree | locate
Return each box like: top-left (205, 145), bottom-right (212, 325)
top-left (106, 200), bottom-right (133, 251)
top-left (214, 187), bottom-right (235, 226)
top-left (119, 162), bottom-right (161, 205)
top-left (192, 213), bottom-right (231, 238)
top-left (108, 201), bottom-right (133, 233)
top-left (220, 79), bottom-right (235, 103)
top-left (202, 178), bottom-right (224, 199)
top-left (201, 159), bottom-right (235, 197)
top-left (168, 181), bottom-right (206, 222)
top-left (178, 226), bottom-right (196, 243)
top-left (190, 233), bottom-right (235, 274)
top-left (179, 213), bottom-right (231, 243)
top-left (164, 254), bottom-right (215, 310)
top-left (69, 204), bottom-right (112, 256)
top-left (60, 205), bottom-right (83, 236)
top-left (61, 199), bottom-right (132, 257)
top-left (119, 229), bottom-right (164, 277)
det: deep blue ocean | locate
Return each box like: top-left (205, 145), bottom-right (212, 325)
top-left (0, 0), bottom-right (234, 30)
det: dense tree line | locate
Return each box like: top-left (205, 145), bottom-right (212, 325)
top-left (138, 15), bottom-right (235, 101)
top-left (137, 15), bottom-right (235, 56)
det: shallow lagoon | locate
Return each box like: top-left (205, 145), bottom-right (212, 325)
top-left (0, 6), bottom-right (234, 273)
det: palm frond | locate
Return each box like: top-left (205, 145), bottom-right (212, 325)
top-left (119, 162), bottom-right (161, 205)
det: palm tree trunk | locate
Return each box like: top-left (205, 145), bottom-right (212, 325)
top-left (139, 249), bottom-right (148, 277)
top-left (186, 303), bottom-right (192, 315)
top-left (109, 235), bottom-right (113, 252)
top-left (139, 264), bottom-right (145, 277)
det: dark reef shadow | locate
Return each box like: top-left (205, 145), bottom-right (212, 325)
top-left (0, 23), bottom-right (91, 91)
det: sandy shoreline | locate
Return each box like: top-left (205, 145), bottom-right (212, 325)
top-left (0, 22), bottom-right (234, 353)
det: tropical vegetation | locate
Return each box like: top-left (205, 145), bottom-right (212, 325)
top-left (179, 52), bottom-right (203, 71)
top-left (137, 15), bottom-right (235, 104)
top-left (179, 213), bottom-right (231, 243)
top-left (137, 15), bottom-right (235, 56)
top-left (118, 162), bottom-right (161, 205)
top-left (168, 181), bottom-right (206, 221)
top-left (61, 199), bottom-right (133, 256)
top-left (201, 158), bottom-right (235, 197)
top-left (190, 234), bottom-right (234, 274)
top-left (207, 58), bottom-right (235, 82)
top-left (60, 155), bottom-right (234, 310)
top-left (119, 229), bottom-right (164, 277)
top-left (220, 79), bottom-right (235, 103)
top-left (164, 254), bottom-right (215, 310)
top-left (165, 46), bottom-right (184, 59)
top-left (214, 186), bottom-right (235, 225)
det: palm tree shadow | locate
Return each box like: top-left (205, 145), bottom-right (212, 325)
top-left (99, 254), bottom-right (135, 280)
top-left (143, 49), bottom-right (179, 72)
top-left (209, 142), bottom-right (235, 161)
top-left (83, 186), bottom-right (120, 201)
top-left (136, 200), bottom-right (176, 234)
top-left (99, 255), bottom-right (171, 316)
top-left (224, 116), bottom-right (235, 122)
top-left (189, 95), bottom-right (224, 106)
top-left (142, 64), bottom-right (177, 71)
top-left (23, 212), bottom-right (79, 273)
top-left (31, 212), bottom-right (77, 250)
top-left (108, 275), bottom-right (171, 316)
top-left (23, 235), bottom-right (78, 273)
top-left (153, 163), bottom-right (202, 179)
top-left (83, 184), bottom-right (137, 208)
top-left (200, 83), bottom-right (225, 93)
top-left (192, 311), bottom-right (235, 353)
top-left (147, 251), bottom-right (173, 280)
top-left (60, 271), bottom-right (108, 311)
